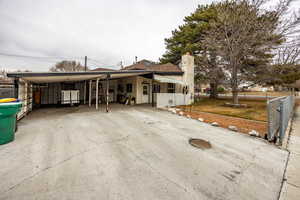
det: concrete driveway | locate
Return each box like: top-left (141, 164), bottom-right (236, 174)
top-left (0, 105), bottom-right (288, 200)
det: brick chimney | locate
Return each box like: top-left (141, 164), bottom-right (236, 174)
top-left (181, 52), bottom-right (195, 103)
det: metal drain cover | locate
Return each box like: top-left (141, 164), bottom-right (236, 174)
top-left (189, 138), bottom-right (212, 150)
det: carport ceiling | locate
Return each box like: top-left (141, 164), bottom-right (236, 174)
top-left (7, 71), bottom-right (152, 83)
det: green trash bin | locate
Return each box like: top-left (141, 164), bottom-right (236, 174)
top-left (0, 102), bottom-right (22, 145)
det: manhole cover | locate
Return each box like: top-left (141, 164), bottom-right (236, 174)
top-left (189, 138), bottom-right (212, 149)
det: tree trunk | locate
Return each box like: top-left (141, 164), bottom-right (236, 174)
top-left (232, 89), bottom-right (239, 104)
top-left (209, 83), bottom-right (219, 99)
top-left (231, 64), bottom-right (239, 104)
top-left (274, 85), bottom-right (280, 92)
top-left (231, 80), bottom-right (239, 104)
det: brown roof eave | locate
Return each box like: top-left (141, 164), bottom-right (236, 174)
top-left (153, 71), bottom-right (184, 76)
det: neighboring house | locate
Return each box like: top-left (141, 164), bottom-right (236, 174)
top-left (241, 84), bottom-right (274, 92)
top-left (290, 80), bottom-right (300, 94)
top-left (237, 81), bottom-right (273, 92)
top-left (7, 53), bottom-right (194, 118)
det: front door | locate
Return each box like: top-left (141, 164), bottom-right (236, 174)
top-left (142, 84), bottom-right (149, 103)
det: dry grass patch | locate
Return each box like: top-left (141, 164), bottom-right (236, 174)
top-left (238, 91), bottom-right (292, 97)
top-left (179, 98), bottom-right (267, 122)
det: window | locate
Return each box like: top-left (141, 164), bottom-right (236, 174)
top-left (182, 86), bottom-right (189, 94)
top-left (143, 85), bottom-right (148, 95)
top-left (117, 84), bottom-right (124, 92)
top-left (167, 83), bottom-right (175, 93)
top-left (126, 84), bottom-right (132, 93)
top-left (153, 84), bottom-right (160, 93)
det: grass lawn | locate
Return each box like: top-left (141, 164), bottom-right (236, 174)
top-left (179, 98), bottom-right (267, 122)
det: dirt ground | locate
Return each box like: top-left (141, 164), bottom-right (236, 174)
top-left (179, 110), bottom-right (267, 137)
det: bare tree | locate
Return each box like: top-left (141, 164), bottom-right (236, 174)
top-left (202, 0), bottom-right (300, 104)
top-left (0, 69), bottom-right (7, 80)
top-left (196, 49), bottom-right (226, 98)
top-left (265, 45), bottom-right (300, 87)
top-left (276, 46), bottom-right (300, 65)
top-left (50, 60), bottom-right (87, 72)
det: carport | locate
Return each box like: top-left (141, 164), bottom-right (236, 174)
top-left (7, 70), bottom-right (153, 118)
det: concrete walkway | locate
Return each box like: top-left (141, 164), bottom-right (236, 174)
top-left (280, 106), bottom-right (300, 199)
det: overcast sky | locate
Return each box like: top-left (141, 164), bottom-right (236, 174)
top-left (0, 0), bottom-right (299, 72)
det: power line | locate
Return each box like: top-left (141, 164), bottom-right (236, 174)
top-left (87, 59), bottom-right (119, 69)
top-left (86, 58), bottom-right (121, 68)
top-left (0, 56), bottom-right (61, 66)
top-left (87, 60), bottom-right (104, 66)
top-left (0, 52), bottom-right (114, 65)
top-left (0, 52), bottom-right (83, 61)
top-left (87, 58), bottom-right (107, 65)
top-left (0, 51), bottom-right (121, 69)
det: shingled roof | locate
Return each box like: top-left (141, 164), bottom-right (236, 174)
top-left (148, 63), bottom-right (182, 73)
top-left (123, 60), bottom-right (182, 73)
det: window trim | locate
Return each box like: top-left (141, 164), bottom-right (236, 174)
top-left (143, 85), bottom-right (148, 95)
top-left (126, 83), bottom-right (133, 93)
top-left (167, 83), bottom-right (175, 93)
top-left (153, 84), bottom-right (161, 93)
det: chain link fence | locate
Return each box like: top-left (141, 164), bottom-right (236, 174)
top-left (0, 87), bottom-right (16, 98)
top-left (267, 95), bottom-right (295, 144)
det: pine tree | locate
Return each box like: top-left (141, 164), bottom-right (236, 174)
top-left (160, 4), bottom-right (224, 98)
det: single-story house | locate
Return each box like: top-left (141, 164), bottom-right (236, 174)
top-left (7, 53), bottom-right (194, 119)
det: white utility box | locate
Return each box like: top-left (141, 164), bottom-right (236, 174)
top-left (61, 90), bottom-right (80, 105)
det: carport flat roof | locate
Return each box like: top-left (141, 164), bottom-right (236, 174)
top-left (7, 70), bottom-right (152, 83)
top-left (7, 70), bottom-right (183, 83)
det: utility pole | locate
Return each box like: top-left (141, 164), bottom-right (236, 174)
top-left (84, 56), bottom-right (87, 71)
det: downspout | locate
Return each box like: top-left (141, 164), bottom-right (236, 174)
top-left (14, 78), bottom-right (19, 99)
top-left (89, 80), bottom-right (92, 107)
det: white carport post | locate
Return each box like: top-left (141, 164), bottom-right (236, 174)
top-left (106, 74), bottom-right (110, 112)
top-left (24, 81), bottom-right (28, 114)
top-left (96, 78), bottom-right (99, 110)
top-left (17, 79), bottom-right (29, 119)
top-left (152, 72), bottom-right (154, 107)
top-left (89, 80), bottom-right (92, 107)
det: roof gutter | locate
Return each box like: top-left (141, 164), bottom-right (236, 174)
top-left (152, 71), bottom-right (184, 76)
top-left (7, 70), bottom-right (184, 78)
top-left (7, 70), bottom-right (152, 78)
